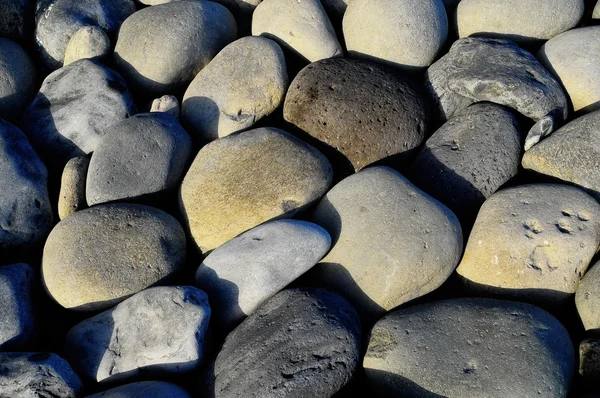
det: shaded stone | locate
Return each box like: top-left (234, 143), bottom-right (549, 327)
top-left (150, 95), bottom-right (179, 120)
top-left (0, 0), bottom-right (35, 42)
top-left (58, 155), bottom-right (89, 220)
top-left (63, 25), bottom-right (111, 65)
top-left (86, 381), bottom-right (191, 398)
top-left (580, 339), bottom-right (600, 378)
top-left (0, 263), bottom-right (35, 350)
top-left (0, 38), bottom-right (37, 123)
top-left (576, 260), bottom-right (600, 331)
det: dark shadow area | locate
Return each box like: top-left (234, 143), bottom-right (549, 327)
top-left (363, 368), bottom-right (446, 398)
top-left (179, 95), bottom-right (221, 146)
top-left (259, 33), bottom-right (311, 81)
top-left (346, 50), bottom-right (429, 77)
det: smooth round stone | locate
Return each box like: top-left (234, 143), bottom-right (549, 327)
top-left (0, 352), bottom-right (83, 397)
top-left (86, 382), bottom-right (191, 398)
top-left (58, 155), bottom-right (89, 220)
top-left (63, 25), bottom-right (111, 66)
top-left (0, 0), bottom-right (35, 42)
top-left (42, 203), bottom-right (186, 311)
top-left (150, 95), bottom-right (179, 120)
top-left (35, 0), bottom-right (136, 71)
top-left (410, 103), bottom-right (522, 227)
top-left (576, 260), bottom-right (600, 331)
top-left (0, 264), bottom-right (35, 350)
top-left (114, 1), bottom-right (237, 96)
top-left (86, 113), bottom-right (192, 206)
top-left (196, 219), bottom-right (331, 329)
top-left (284, 58), bottom-right (430, 172)
top-left (180, 127), bottom-right (332, 253)
top-left (182, 36), bottom-right (288, 142)
top-left (252, 0), bottom-right (342, 63)
top-left (457, 0), bottom-right (584, 46)
top-left (538, 27), bottom-right (600, 114)
top-left (213, 288), bottom-right (361, 397)
top-left (310, 166), bottom-right (463, 318)
top-left (0, 119), bottom-right (53, 249)
top-left (343, 0), bottom-right (448, 72)
top-left (65, 286), bottom-right (210, 384)
top-left (523, 111), bottom-right (600, 200)
top-left (0, 38), bottom-right (37, 122)
top-left (22, 59), bottom-right (136, 172)
top-left (456, 184), bottom-right (600, 303)
top-left (364, 298), bottom-right (574, 397)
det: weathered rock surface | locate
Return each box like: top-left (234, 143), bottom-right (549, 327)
top-left (151, 95), bottom-right (179, 120)
top-left (65, 286), bottom-right (210, 384)
top-left (284, 58), bottom-right (430, 172)
top-left (86, 381), bottom-right (191, 398)
top-left (0, 119), bottom-right (53, 249)
top-left (364, 298), bottom-right (574, 397)
top-left (86, 113), bottom-right (192, 206)
top-left (456, 184), bottom-right (600, 303)
top-left (579, 339), bottom-right (600, 378)
top-left (182, 36), bottom-right (288, 142)
top-left (196, 219), bottom-right (331, 329)
top-left (58, 155), bottom-right (89, 220)
top-left (180, 127), bottom-right (332, 253)
top-left (343, 0), bottom-right (448, 71)
top-left (0, 264), bottom-right (35, 350)
top-left (43, 203), bottom-right (186, 311)
top-left (0, 0), bottom-right (35, 42)
top-left (213, 288), bottom-right (361, 397)
top-left (310, 166), bottom-right (463, 318)
top-left (576, 260), bottom-right (600, 331)
top-left (0, 39), bottom-right (37, 122)
top-left (114, 1), bottom-right (237, 96)
top-left (63, 25), bottom-right (111, 65)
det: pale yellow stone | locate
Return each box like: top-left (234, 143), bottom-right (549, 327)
top-left (63, 26), bottom-right (110, 66)
top-left (58, 155), bottom-right (89, 220)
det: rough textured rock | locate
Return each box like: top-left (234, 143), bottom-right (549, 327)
top-left (180, 127), bottom-right (332, 253)
top-left (42, 203), bottom-right (186, 311)
top-left (425, 37), bottom-right (568, 150)
top-left (410, 103), bottom-right (522, 226)
top-left (151, 95), bottom-right (179, 120)
top-left (0, 264), bottom-right (35, 350)
top-left (576, 260), bottom-right (600, 331)
top-left (456, 0), bottom-right (584, 46)
top-left (252, 0), bottom-right (342, 62)
top-left (213, 288), bottom-right (361, 397)
top-left (538, 27), bottom-right (600, 114)
top-left (86, 113), bottom-right (192, 206)
top-left (580, 339), bottom-right (600, 378)
top-left (456, 184), bottom-right (600, 303)
top-left (196, 220), bottom-right (331, 329)
top-left (0, 352), bottom-right (83, 398)
top-left (87, 381), bottom-right (191, 398)
top-left (523, 111), bottom-right (600, 200)
top-left (22, 59), bottom-right (136, 172)
top-left (35, 0), bottom-right (136, 71)
top-left (343, 0), bottom-right (448, 71)
top-left (63, 25), bottom-right (111, 65)
top-left (0, 38), bottom-right (37, 122)
top-left (58, 155), bottom-right (89, 220)
top-left (182, 36), bottom-right (288, 142)
top-left (65, 286), bottom-right (210, 384)
top-left (284, 58), bottom-right (430, 172)
top-left (114, 1), bottom-right (237, 96)
top-left (0, 0), bottom-right (35, 42)
top-left (310, 166), bottom-right (463, 318)
top-left (364, 298), bottom-right (574, 397)
top-left (0, 119), bottom-right (53, 250)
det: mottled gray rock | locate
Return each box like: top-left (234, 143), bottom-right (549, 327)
top-left (86, 381), bottom-right (191, 398)
top-left (579, 338), bottom-right (600, 378)
top-left (0, 0), bottom-right (35, 42)
top-left (196, 220), bottom-right (330, 329)
top-left (0, 264), bottom-right (35, 350)
top-left (151, 95), bottom-right (179, 120)
top-left (58, 155), bottom-right (89, 220)
top-left (43, 203), bottom-right (186, 311)
top-left (65, 286), bottom-right (210, 384)
top-left (576, 260), bottom-right (600, 331)
top-left (410, 103), bottom-right (521, 226)
top-left (0, 39), bottom-right (37, 122)
top-left (22, 59), bottom-right (136, 172)
top-left (213, 288), bottom-right (361, 397)
top-left (311, 166), bottom-right (463, 318)
top-left (182, 36), bottom-right (288, 142)
top-left (523, 111), bottom-right (600, 200)
top-left (114, 1), bottom-right (237, 96)
top-left (35, 0), bottom-right (136, 71)
top-left (0, 119), bottom-right (53, 249)
top-left (364, 298), bottom-right (574, 397)
top-left (86, 113), bottom-right (192, 206)
top-left (425, 37), bottom-right (568, 150)
top-left (344, 0), bottom-right (448, 72)
top-left (284, 58), bottom-right (430, 172)
top-left (457, 184), bottom-right (600, 303)
top-left (63, 25), bottom-right (111, 65)
top-left (0, 352), bottom-right (83, 398)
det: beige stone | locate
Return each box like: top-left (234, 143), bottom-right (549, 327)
top-left (63, 26), bottom-right (110, 66)
top-left (179, 127), bottom-right (332, 253)
top-left (150, 95), bottom-right (180, 120)
top-left (58, 155), bottom-right (89, 220)
top-left (594, 1), bottom-right (600, 20)
top-left (576, 260), bottom-right (600, 331)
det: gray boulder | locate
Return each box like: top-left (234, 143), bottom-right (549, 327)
top-left (0, 39), bottom-right (37, 122)
top-left (0, 0), bottom-right (35, 42)
top-left (65, 286), bottom-right (210, 384)
top-left (0, 264), bottom-right (35, 350)
top-left (86, 381), bottom-right (191, 398)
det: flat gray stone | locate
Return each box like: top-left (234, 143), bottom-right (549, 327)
top-left (0, 39), bottom-right (37, 122)
top-left (86, 113), bottom-right (192, 206)
top-left (576, 260), bottom-right (600, 331)
top-left (86, 381), bottom-right (191, 398)
top-left (0, 0), bottom-right (35, 42)
top-left (196, 219), bottom-right (331, 329)
top-left (364, 298), bottom-right (574, 397)
top-left (213, 288), bottom-right (361, 397)
top-left (0, 264), bottom-right (35, 350)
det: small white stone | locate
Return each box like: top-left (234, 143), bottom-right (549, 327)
top-left (150, 95), bottom-right (180, 120)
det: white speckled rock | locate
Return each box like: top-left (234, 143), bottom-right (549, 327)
top-left (538, 27), bottom-right (600, 114)
top-left (0, 38), bottom-right (37, 123)
top-left (0, 264), bottom-right (35, 350)
top-left (196, 219), bottom-right (330, 329)
top-left (182, 36), bottom-right (288, 142)
top-left (86, 381), bottom-right (191, 398)
top-left (252, 0), bottom-right (342, 62)
top-left (63, 25), bottom-right (110, 65)
top-left (343, 0), bottom-right (448, 72)
top-left (150, 95), bottom-right (180, 120)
